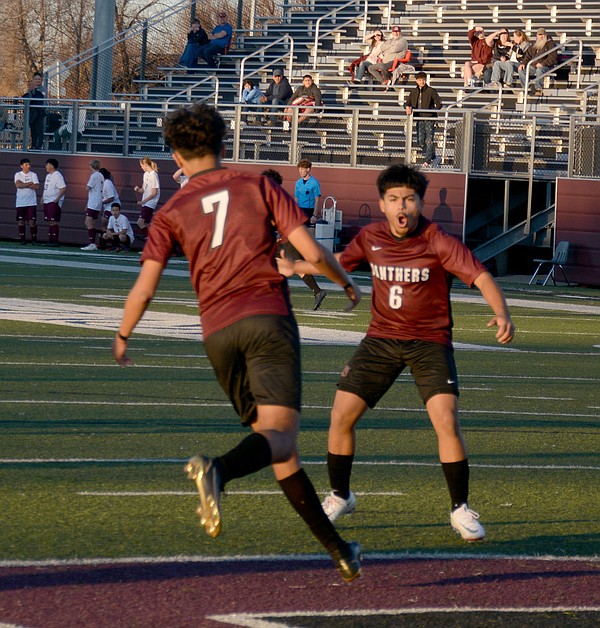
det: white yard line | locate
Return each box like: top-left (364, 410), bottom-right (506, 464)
top-left (0, 552), bottom-right (598, 569)
top-left (0, 458), bottom-right (598, 471)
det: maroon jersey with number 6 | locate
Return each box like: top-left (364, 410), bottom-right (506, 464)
top-left (339, 217), bottom-right (487, 346)
top-left (142, 167), bottom-right (307, 338)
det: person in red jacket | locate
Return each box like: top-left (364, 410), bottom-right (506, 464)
top-left (463, 25), bottom-right (504, 87)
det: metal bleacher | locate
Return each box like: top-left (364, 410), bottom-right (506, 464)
top-left (3, 0), bottom-right (600, 174)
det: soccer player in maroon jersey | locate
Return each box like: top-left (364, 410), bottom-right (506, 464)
top-left (112, 103), bottom-right (362, 582)
top-left (278, 164), bottom-right (515, 542)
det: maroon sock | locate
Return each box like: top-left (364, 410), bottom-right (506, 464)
top-left (18, 225), bottom-right (26, 240)
top-left (87, 228), bottom-right (97, 244)
top-left (30, 223), bottom-right (38, 241)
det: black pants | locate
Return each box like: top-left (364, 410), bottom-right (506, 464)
top-left (30, 115), bottom-right (46, 149)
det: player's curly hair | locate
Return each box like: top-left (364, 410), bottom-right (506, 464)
top-left (261, 169), bottom-right (283, 185)
top-left (162, 103), bottom-right (227, 160)
top-left (376, 164), bottom-right (429, 199)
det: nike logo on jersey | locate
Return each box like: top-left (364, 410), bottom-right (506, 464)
top-left (447, 379), bottom-right (456, 385)
top-left (371, 245), bottom-right (383, 251)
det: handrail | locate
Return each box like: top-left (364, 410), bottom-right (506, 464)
top-left (165, 75), bottom-right (220, 107)
top-left (522, 38), bottom-right (583, 112)
top-left (238, 35), bottom-right (295, 102)
top-left (312, 0), bottom-right (368, 71)
top-left (440, 84), bottom-right (489, 162)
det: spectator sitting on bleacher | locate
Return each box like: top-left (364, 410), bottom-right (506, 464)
top-left (490, 29), bottom-right (530, 88)
top-left (368, 26), bottom-right (408, 86)
top-left (348, 29), bottom-right (385, 84)
top-left (518, 28), bottom-right (557, 97)
top-left (241, 78), bottom-right (263, 105)
top-left (260, 69), bottom-right (293, 125)
top-left (197, 11), bottom-right (233, 68)
top-left (463, 26), bottom-right (501, 87)
top-left (241, 78), bottom-right (264, 125)
top-left (178, 18), bottom-right (209, 68)
top-left (283, 74), bottom-right (323, 129)
top-left (487, 28), bottom-right (512, 85)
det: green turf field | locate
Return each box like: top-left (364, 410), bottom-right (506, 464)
top-left (1, 244), bottom-right (599, 561)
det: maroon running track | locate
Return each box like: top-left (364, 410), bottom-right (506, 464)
top-left (0, 556), bottom-right (599, 627)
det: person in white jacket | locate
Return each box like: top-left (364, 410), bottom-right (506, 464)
top-left (368, 25), bottom-right (408, 84)
top-left (348, 29), bottom-right (386, 84)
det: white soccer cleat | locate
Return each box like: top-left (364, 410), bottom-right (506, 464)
top-left (322, 490), bottom-right (357, 522)
top-left (81, 243), bottom-right (97, 251)
top-left (450, 503), bottom-right (485, 542)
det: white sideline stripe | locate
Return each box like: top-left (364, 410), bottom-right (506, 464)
top-left (76, 490), bottom-right (406, 497)
top-left (0, 399), bottom-right (597, 419)
top-left (1, 361), bottom-right (598, 382)
top-left (1, 458), bottom-right (598, 471)
top-left (4, 249), bottom-right (600, 314)
top-left (0, 551), bottom-right (597, 569)
top-left (208, 607), bottom-right (600, 626)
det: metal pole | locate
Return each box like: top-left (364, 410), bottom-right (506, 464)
top-left (92, 0), bottom-right (116, 101)
top-left (140, 22), bottom-right (148, 82)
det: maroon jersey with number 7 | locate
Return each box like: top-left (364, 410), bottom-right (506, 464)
top-left (142, 167), bottom-right (307, 339)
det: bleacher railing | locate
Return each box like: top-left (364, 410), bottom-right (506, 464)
top-left (237, 36), bottom-right (296, 101)
top-left (522, 39), bottom-right (583, 112)
top-left (4, 98), bottom-right (600, 180)
top-left (312, 1), bottom-right (368, 71)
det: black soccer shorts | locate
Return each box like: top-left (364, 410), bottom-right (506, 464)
top-left (337, 336), bottom-right (459, 408)
top-left (204, 314), bottom-right (302, 425)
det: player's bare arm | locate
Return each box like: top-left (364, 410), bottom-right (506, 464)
top-left (282, 227), bottom-right (361, 310)
top-left (113, 259), bottom-right (164, 366)
top-left (474, 271), bottom-right (515, 344)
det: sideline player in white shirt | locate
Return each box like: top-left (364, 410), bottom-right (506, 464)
top-left (42, 158), bottom-right (67, 247)
top-left (133, 156), bottom-right (160, 240)
top-left (14, 157), bottom-right (40, 245)
top-left (81, 159), bottom-right (104, 251)
top-left (98, 202), bottom-right (135, 252)
top-left (100, 167), bottom-right (121, 231)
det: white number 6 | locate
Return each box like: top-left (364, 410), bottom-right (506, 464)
top-left (389, 285), bottom-right (403, 309)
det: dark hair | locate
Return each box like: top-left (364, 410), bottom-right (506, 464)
top-left (415, 71), bottom-right (427, 80)
top-left (163, 103), bottom-right (227, 159)
top-left (19, 158), bottom-right (31, 165)
top-left (243, 78), bottom-right (254, 88)
top-left (99, 167), bottom-right (112, 180)
top-left (46, 158), bottom-right (59, 169)
top-left (111, 202), bottom-right (121, 210)
top-left (302, 74), bottom-right (313, 80)
top-left (376, 164), bottom-right (429, 199)
top-left (192, 18), bottom-right (200, 25)
top-left (297, 159), bottom-right (312, 169)
top-left (33, 72), bottom-right (43, 79)
top-left (261, 169), bottom-right (283, 185)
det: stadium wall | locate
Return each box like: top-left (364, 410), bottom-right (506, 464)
top-left (0, 153), bottom-right (467, 245)
top-left (555, 178), bottom-right (600, 287)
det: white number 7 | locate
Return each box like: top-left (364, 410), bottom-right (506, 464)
top-left (201, 190), bottom-right (229, 249)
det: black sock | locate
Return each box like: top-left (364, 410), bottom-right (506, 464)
top-left (327, 452), bottom-right (354, 499)
top-left (278, 468), bottom-right (344, 554)
top-left (216, 432), bottom-right (272, 487)
top-left (302, 274), bottom-right (321, 294)
top-left (442, 459), bottom-right (470, 510)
